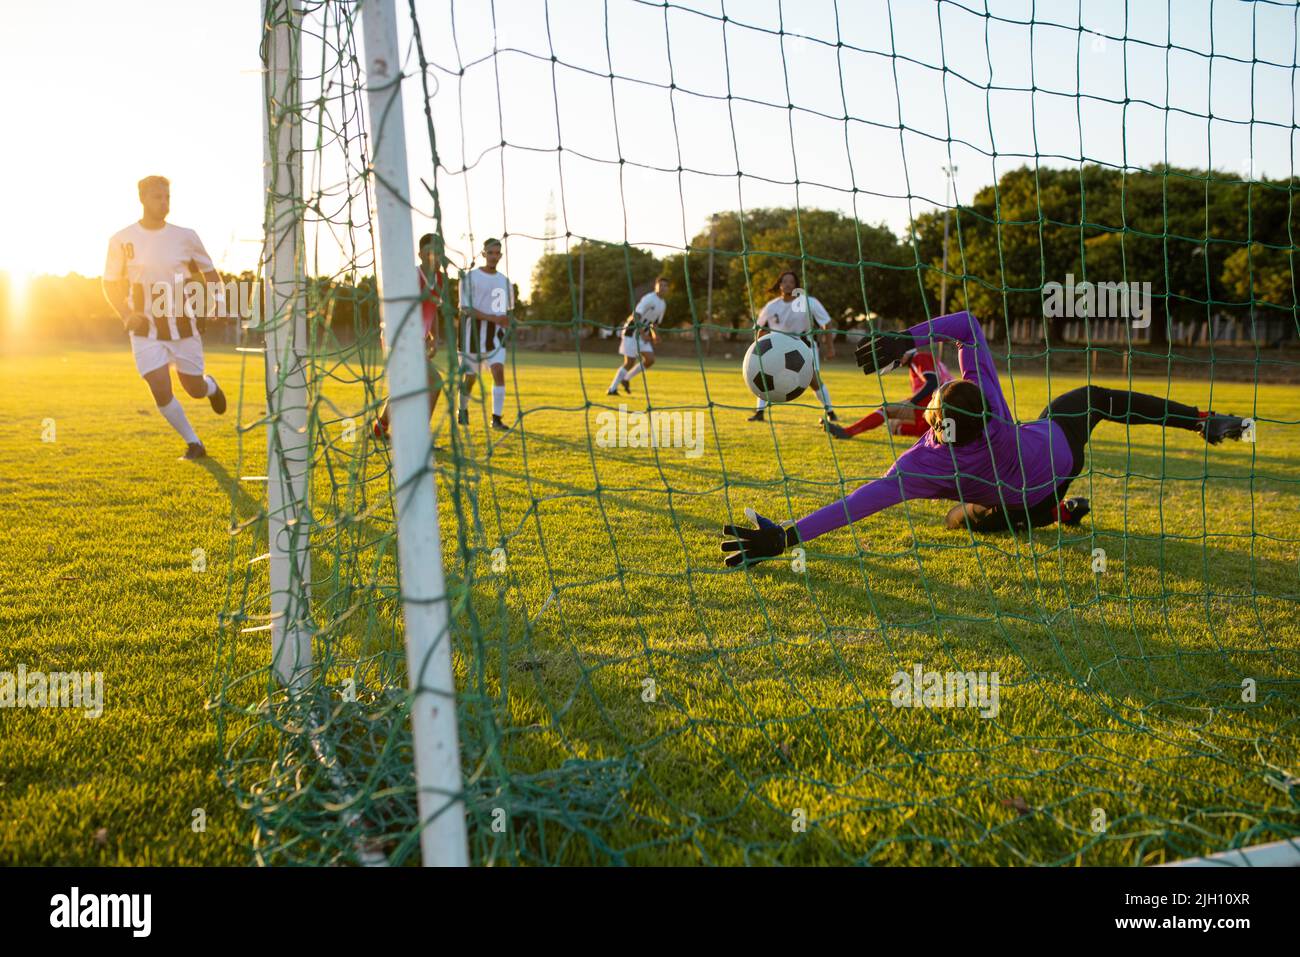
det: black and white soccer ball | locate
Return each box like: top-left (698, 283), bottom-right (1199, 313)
top-left (742, 332), bottom-right (815, 403)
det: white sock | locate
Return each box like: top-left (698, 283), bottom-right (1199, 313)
top-left (756, 397), bottom-right (768, 411)
top-left (609, 367), bottom-right (626, 391)
top-left (492, 385), bottom-right (505, 417)
top-left (204, 375), bottom-right (218, 397)
top-left (159, 397), bottom-right (199, 444)
top-left (816, 383), bottom-right (833, 412)
top-left (624, 362), bottom-right (644, 382)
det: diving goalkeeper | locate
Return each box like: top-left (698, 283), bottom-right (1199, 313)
top-left (721, 311), bottom-right (1248, 565)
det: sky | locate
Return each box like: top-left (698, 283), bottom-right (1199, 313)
top-left (1, 0), bottom-right (1297, 300)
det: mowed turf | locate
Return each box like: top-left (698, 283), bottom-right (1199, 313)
top-left (0, 344), bottom-right (252, 864)
top-left (3, 341), bottom-right (1299, 865)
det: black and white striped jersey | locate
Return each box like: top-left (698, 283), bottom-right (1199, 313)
top-left (458, 267), bottom-right (513, 355)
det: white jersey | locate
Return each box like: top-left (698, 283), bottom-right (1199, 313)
top-left (622, 291), bottom-right (666, 336)
top-left (458, 267), bottom-right (513, 356)
top-left (104, 222), bottom-right (215, 340)
top-left (756, 293), bottom-right (832, 338)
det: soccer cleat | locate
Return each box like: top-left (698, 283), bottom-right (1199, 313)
top-left (491, 415), bottom-right (510, 433)
top-left (1057, 497), bottom-right (1090, 526)
top-left (458, 408), bottom-right (469, 426)
top-left (606, 387), bottom-right (619, 396)
top-left (181, 442), bottom-right (207, 461)
top-left (208, 380), bottom-right (227, 415)
top-left (824, 410), bottom-right (837, 422)
top-left (620, 379), bottom-right (631, 394)
top-left (822, 417), bottom-right (851, 440)
top-left (747, 409), bottom-right (765, 423)
top-left (372, 419), bottom-right (390, 442)
top-left (1199, 413), bottom-right (1247, 445)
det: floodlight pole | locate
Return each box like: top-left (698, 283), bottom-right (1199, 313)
top-left (938, 164), bottom-right (957, 361)
top-left (361, 0), bottom-right (468, 867)
top-left (705, 214), bottom-right (715, 355)
top-left (262, 0), bottom-right (312, 686)
top-left (939, 164), bottom-right (957, 315)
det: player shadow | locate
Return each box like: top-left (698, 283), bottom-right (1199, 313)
top-left (1084, 435), bottom-right (1295, 472)
top-left (1076, 524), bottom-right (1300, 604)
top-left (710, 500), bottom-right (1298, 640)
top-left (197, 456), bottom-right (262, 524)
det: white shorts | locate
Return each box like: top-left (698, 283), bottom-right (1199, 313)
top-left (458, 347), bottom-right (506, 371)
top-left (131, 334), bottom-right (205, 378)
top-left (618, 333), bottom-right (653, 358)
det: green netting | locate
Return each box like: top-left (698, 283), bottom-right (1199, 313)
top-left (213, 0), bottom-right (1300, 866)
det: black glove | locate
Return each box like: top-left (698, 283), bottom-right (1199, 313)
top-left (721, 508), bottom-right (798, 568)
top-left (854, 331), bottom-right (911, 376)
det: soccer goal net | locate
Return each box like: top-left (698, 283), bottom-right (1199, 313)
top-left (214, 0), bottom-right (1300, 866)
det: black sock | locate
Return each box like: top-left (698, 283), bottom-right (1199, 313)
top-left (1092, 388), bottom-right (1201, 432)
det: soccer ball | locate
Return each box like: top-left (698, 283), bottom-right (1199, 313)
top-left (742, 332), bottom-right (815, 403)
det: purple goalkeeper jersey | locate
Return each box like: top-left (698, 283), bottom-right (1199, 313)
top-left (794, 311), bottom-right (1076, 543)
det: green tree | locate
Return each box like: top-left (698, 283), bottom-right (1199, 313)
top-left (664, 207), bottom-right (915, 340)
top-left (528, 241), bottom-right (660, 335)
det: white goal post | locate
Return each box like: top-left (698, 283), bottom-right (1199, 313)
top-left (259, 0), bottom-right (468, 867)
top-left (261, 0), bottom-right (311, 688)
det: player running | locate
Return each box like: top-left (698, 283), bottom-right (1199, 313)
top-left (748, 270), bottom-right (836, 422)
top-left (457, 238), bottom-right (513, 432)
top-left (102, 176), bottom-right (227, 460)
top-left (822, 346), bottom-right (953, 439)
top-left (721, 310), bottom-right (1249, 564)
top-left (607, 277), bottom-right (668, 395)
top-left (372, 233), bottom-right (445, 441)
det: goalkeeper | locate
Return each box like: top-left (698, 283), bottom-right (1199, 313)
top-left (722, 310), bottom-right (1248, 565)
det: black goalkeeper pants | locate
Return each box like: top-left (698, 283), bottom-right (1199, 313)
top-left (948, 386), bottom-right (1202, 533)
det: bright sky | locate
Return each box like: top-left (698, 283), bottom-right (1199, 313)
top-left (1, 0), bottom-right (1296, 298)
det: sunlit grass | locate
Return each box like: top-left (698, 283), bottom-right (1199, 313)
top-left (2, 344), bottom-right (1297, 864)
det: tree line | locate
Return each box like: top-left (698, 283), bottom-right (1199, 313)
top-left (5, 162), bottom-right (1295, 348)
top-left (528, 162), bottom-right (1299, 348)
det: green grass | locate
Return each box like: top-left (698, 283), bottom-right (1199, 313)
top-left (3, 342), bottom-right (1298, 865)
top-left (0, 344), bottom-right (251, 864)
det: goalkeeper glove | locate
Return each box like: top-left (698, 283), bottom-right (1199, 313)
top-left (854, 331), bottom-right (912, 376)
top-left (720, 508), bottom-right (798, 568)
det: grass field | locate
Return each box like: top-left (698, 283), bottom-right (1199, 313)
top-left (3, 341), bottom-right (1299, 865)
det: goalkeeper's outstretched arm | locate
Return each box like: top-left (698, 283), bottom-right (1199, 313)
top-left (720, 453), bottom-right (944, 567)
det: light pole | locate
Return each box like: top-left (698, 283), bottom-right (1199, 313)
top-left (940, 164), bottom-right (958, 315)
top-left (705, 213), bottom-right (716, 355)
